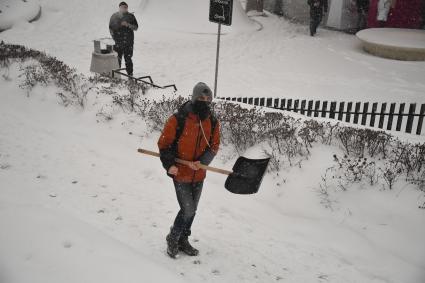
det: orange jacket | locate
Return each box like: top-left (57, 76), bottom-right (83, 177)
top-left (157, 103), bottom-right (220, 183)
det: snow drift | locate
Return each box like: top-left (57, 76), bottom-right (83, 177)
top-left (0, 0), bottom-right (41, 32)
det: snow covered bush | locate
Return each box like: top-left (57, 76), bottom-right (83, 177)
top-left (336, 127), bottom-right (392, 158)
top-left (1, 42), bottom-right (89, 107)
top-left (18, 62), bottom-right (49, 94)
top-left (331, 155), bottom-right (378, 190)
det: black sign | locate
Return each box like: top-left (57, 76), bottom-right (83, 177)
top-left (209, 0), bottom-right (233, 26)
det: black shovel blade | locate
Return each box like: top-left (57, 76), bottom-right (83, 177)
top-left (224, 156), bottom-right (270, 194)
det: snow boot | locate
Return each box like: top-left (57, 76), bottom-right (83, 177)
top-left (166, 228), bottom-right (180, 258)
top-left (178, 236), bottom-right (199, 256)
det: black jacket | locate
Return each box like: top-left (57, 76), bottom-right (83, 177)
top-left (356, 0), bottom-right (369, 11)
top-left (308, 0), bottom-right (328, 12)
top-left (109, 12), bottom-right (138, 47)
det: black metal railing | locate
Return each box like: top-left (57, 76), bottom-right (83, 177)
top-left (218, 96), bottom-right (425, 136)
top-left (112, 68), bottom-right (177, 91)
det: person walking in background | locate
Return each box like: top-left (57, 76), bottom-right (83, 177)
top-left (109, 2), bottom-right (138, 76)
top-left (356, 0), bottom-right (370, 31)
top-left (158, 82), bottom-right (221, 259)
top-left (308, 0), bottom-right (328, 36)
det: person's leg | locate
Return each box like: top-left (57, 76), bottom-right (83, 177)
top-left (113, 45), bottom-right (123, 67)
top-left (357, 8), bottom-right (362, 31)
top-left (167, 181), bottom-right (197, 257)
top-left (123, 45), bottom-right (134, 76)
top-left (169, 182), bottom-right (198, 239)
top-left (310, 7), bottom-right (315, 36)
top-left (316, 10), bottom-right (323, 33)
top-left (182, 182), bottom-right (203, 237)
top-left (178, 181), bottom-right (203, 256)
top-left (312, 11), bottom-right (320, 35)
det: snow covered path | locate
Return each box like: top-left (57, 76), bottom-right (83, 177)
top-left (1, 70), bottom-right (424, 282)
top-left (0, 0), bottom-right (424, 103)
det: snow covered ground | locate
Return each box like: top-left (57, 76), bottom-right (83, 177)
top-left (0, 0), bottom-right (41, 32)
top-left (1, 0), bottom-right (425, 282)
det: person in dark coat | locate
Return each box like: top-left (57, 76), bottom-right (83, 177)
top-left (308, 0), bottom-right (328, 36)
top-left (356, 0), bottom-right (370, 31)
top-left (109, 2), bottom-right (138, 76)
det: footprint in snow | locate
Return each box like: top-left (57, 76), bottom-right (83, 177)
top-left (62, 241), bottom-right (73, 248)
top-left (0, 163), bottom-right (11, 170)
top-left (318, 274), bottom-right (329, 281)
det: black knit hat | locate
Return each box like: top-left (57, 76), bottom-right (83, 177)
top-left (119, 2), bottom-right (128, 7)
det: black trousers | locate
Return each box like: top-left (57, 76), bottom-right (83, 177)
top-left (310, 8), bottom-right (323, 35)
top-left (170, 181), bottom-right (203, 240)
top-left (114, 44), bottom-right (133, 76)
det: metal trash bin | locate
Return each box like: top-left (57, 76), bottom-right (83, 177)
top-left (90, 38), bottom-right (119, 77)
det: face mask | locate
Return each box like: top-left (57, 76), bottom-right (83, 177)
top-left (193, 100), bottom-right (211, 120)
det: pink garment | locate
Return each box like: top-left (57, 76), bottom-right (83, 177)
top-left (368, 0), bottom-right (383, 27)
top-left (386, 0), bottom-right (424, 28)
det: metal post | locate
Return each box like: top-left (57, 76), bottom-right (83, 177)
top-left (213, 23), bottom-right (222, 98)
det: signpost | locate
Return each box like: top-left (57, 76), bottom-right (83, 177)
top-left (209, 0), bottom-right (233, 98)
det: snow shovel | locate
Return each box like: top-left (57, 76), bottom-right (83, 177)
top-left (137, 149), bottom-right (270, 194)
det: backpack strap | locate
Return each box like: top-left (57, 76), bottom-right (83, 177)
top-left (173, 110), bottom-right (187, 150)
top-left (172, 102), bottom-right (217, 151)
top-left (209, 113), bottom-right (218, 146)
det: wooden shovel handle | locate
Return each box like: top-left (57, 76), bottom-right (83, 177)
top-left (137, 148), bottom-right (232, 176)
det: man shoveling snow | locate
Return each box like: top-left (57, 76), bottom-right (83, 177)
top-left (157, 82), bottom-right (221, 258)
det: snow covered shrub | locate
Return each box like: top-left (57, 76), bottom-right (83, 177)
top-left (0, 42), bottom-right (89, 107)
top-left (364, 130), bottom-right (392, 158)
top-left (378, 160), bottom-right (403, 190)
top-left (88, 74), bottom-right (122, 85)
top-left (267, 125), bottom-right (304, 167)
top-left (298, 120), bottom-right (324, 153)
top-left (145, 96), bottom-right (186, 132)
top-left (320, 138), bottom-right (424, 195)
top-left (318, 169), bottom-right (337, 210)
top-left (402, 143), bottom-right (425, 177)
top-left (212, 101), bottom-right (308, 169)
top-left (18, 63), bottom-right (49, 94)
top-left (337, 127), bottom-right (366, 156)
top-left (214, 102), bottom-right (263, 154)
top-left (336, 127), bottom-right (392, 158)
top-left (408, 174), bottom-right (425, 193)
top-left (107, 80), bottom-right (149, 111)
top-left (329, 154), bottom-right (378, 191)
